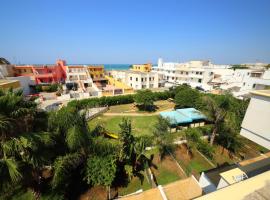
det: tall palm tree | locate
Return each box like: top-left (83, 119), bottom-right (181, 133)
top-left (0, 89), bottom-right (53, 198)
top-left (202, 95), bottom-right (229, 146)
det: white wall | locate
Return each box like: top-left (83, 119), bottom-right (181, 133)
top-left (199, 172), bottom-right (217, 194)
top-left (217, 177), bottom-right (229, 189)
top-left (7, 76), bottom-right (33, 95)
top-left (240, 93), bottom-right (270, 149)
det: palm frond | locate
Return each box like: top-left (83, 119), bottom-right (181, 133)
top-left (51, 153), bottom-right (84, 189)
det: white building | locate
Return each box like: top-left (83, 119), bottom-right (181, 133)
top-left (109, 70), bottom-right (159, 90)
top-left (64, 66), bottom-right (101, 98)
top-left (240, 90), bottom-right (270, 149)
top-left (152, 58), bottom-right (231, 91)
top-left (65, 66), bottom-right (93, 91)
top-left (217, 69), bottom-right (270, 98)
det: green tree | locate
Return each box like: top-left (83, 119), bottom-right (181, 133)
top-left (202, 95), bottom-right (229, 145)
top-left (85, 155), bottom-right (116, 199)
top-left (174, 86), bottom-right (200, 109)
top-left (134, 89), bottom-right (155, 111)
top-left (0, 89), bottom-right (54, 198)
top-left (184, 128), bottom-right (201, 155)
top-left (153, 116), bottom-right (174, 160)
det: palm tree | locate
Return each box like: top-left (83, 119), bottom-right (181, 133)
top-left (153, 116), bottom-right (174, 160)
top-left (202, 96), bottom-right (229, 146)
top-left (0, 89), bottom-right (54, 198)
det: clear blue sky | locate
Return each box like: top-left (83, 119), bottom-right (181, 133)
top-left (0, 0), bottom-right (269, 64)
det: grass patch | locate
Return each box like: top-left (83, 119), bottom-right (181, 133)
top-left (89, 115), bottom-right (158, 136)
top-left (118, 173), bottom-right (151, 196)
top-left (174, 145), bottom-right (213, 177)
top-left (154, 163), bottom-right (181, 185)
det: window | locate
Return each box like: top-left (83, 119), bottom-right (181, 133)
top-left (186, 72), bottom-right (188, 75)
top-left (130, 77), bottom-right (132, 80)
top-left (253, 84), bottom-right (256, 88)
top-left (196, 72), bottom-right (199, 75)
top-left (243, 82), bottom-right (246, 86)
top-left (198, 79), bottom-right (202, 83)
top-left (141, 78), bottom-right (144, 82)
top-left (136, 78), bottom-right (138, 81)
top-left (200, 72), bottom-right (203, 75)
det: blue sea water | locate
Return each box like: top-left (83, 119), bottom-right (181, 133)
top-left (103, 64), bottom-right (131, 70)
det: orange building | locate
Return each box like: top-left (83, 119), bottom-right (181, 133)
top-left (14, 60), bottom-right (66, 84)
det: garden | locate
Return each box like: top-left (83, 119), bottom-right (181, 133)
top-left (1, 86), bottom-right (268, 200)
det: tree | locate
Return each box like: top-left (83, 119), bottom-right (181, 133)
top-left (184, 128), bottom-right (201, 155)
top-left (174, 86), bottom-right (200, 109)
top-left (118, 118), bottom-right (135, 162)
top-left (85, 155), bottom-right (116, 199)
top-left (153, 116), bottom-right (174, 160)
top-left (134, 89), bottom-right (155, 111)
top-left (202, 95), bottom-right (229, 145)
top-left (0, 89), bottom-right (55, 198)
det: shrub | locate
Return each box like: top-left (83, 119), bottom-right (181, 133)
top-left (67, 90), bottom-right (174, 110)
top-left (197, 140), bottom-right (214, 159)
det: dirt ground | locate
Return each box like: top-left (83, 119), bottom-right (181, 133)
top-left (79, 186), bottom-right (117, 200)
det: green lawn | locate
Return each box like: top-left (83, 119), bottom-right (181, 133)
top-left (153, 163), bottom-right (182, 185)
top-left (187, 152), bottom-right (213, 173)
top-left (107, 100), bottom-right (175, 114)
top-left (174, 145), bottom-right (213, 177)
top-left (89, 115), bottom-right (158, 136)
top-left (118, 173), bottom-right (151, 196)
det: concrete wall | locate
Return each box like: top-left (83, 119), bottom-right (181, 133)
top-left (199, 172), bottom-right (217, 194)
top-left (7, 76), bottom-right (33, 95)
top-left (217, 177), bottom-right (229, 189)
top-left (240, 94), bottom-right (270, 149)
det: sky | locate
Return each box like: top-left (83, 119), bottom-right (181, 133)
top-left (0, 0), bottom-right (269, 64)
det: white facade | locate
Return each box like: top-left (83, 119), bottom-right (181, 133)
top-left (7, 76), bottom-right (33, 95)
top-left (109, 70), bottom-right (159, 90)
top-left (152, 58), bottom-right (231, 91)
top-left (218, 69), bottom-right (270, 98)
top-left (240, 90), bottom-right (270, 149)
top-left (126, 71), bottom-right (159, 89)
top-left (65, 66), bottom-right (93, 91)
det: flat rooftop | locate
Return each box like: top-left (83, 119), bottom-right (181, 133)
top-left (163, 177), bottom-right (202, 200)
top-left (121, 177), bottom-right (202, 200)
top-left (204, 164), bottom-right (238, 187)
top-left (160, 108), bottom-right (206, 125)
top-left (195, 171), bottom-right (270, 200)
top-left (251, 90), bottom-right (270, 98)
top-left (220, 168), bottom-right (247, 185)
top-left (0, 79), bottom-right (19, 85)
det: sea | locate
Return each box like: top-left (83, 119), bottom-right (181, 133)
top-left (103, 64), bottom-right (131, 71)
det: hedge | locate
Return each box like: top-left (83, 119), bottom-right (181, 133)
top-left (67, 90), bottom-right (173, 109)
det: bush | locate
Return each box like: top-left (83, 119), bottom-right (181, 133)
top-left (67, 90), bottom-right (173, 110)
top-left (35, 83), bottom-right (60, 93)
